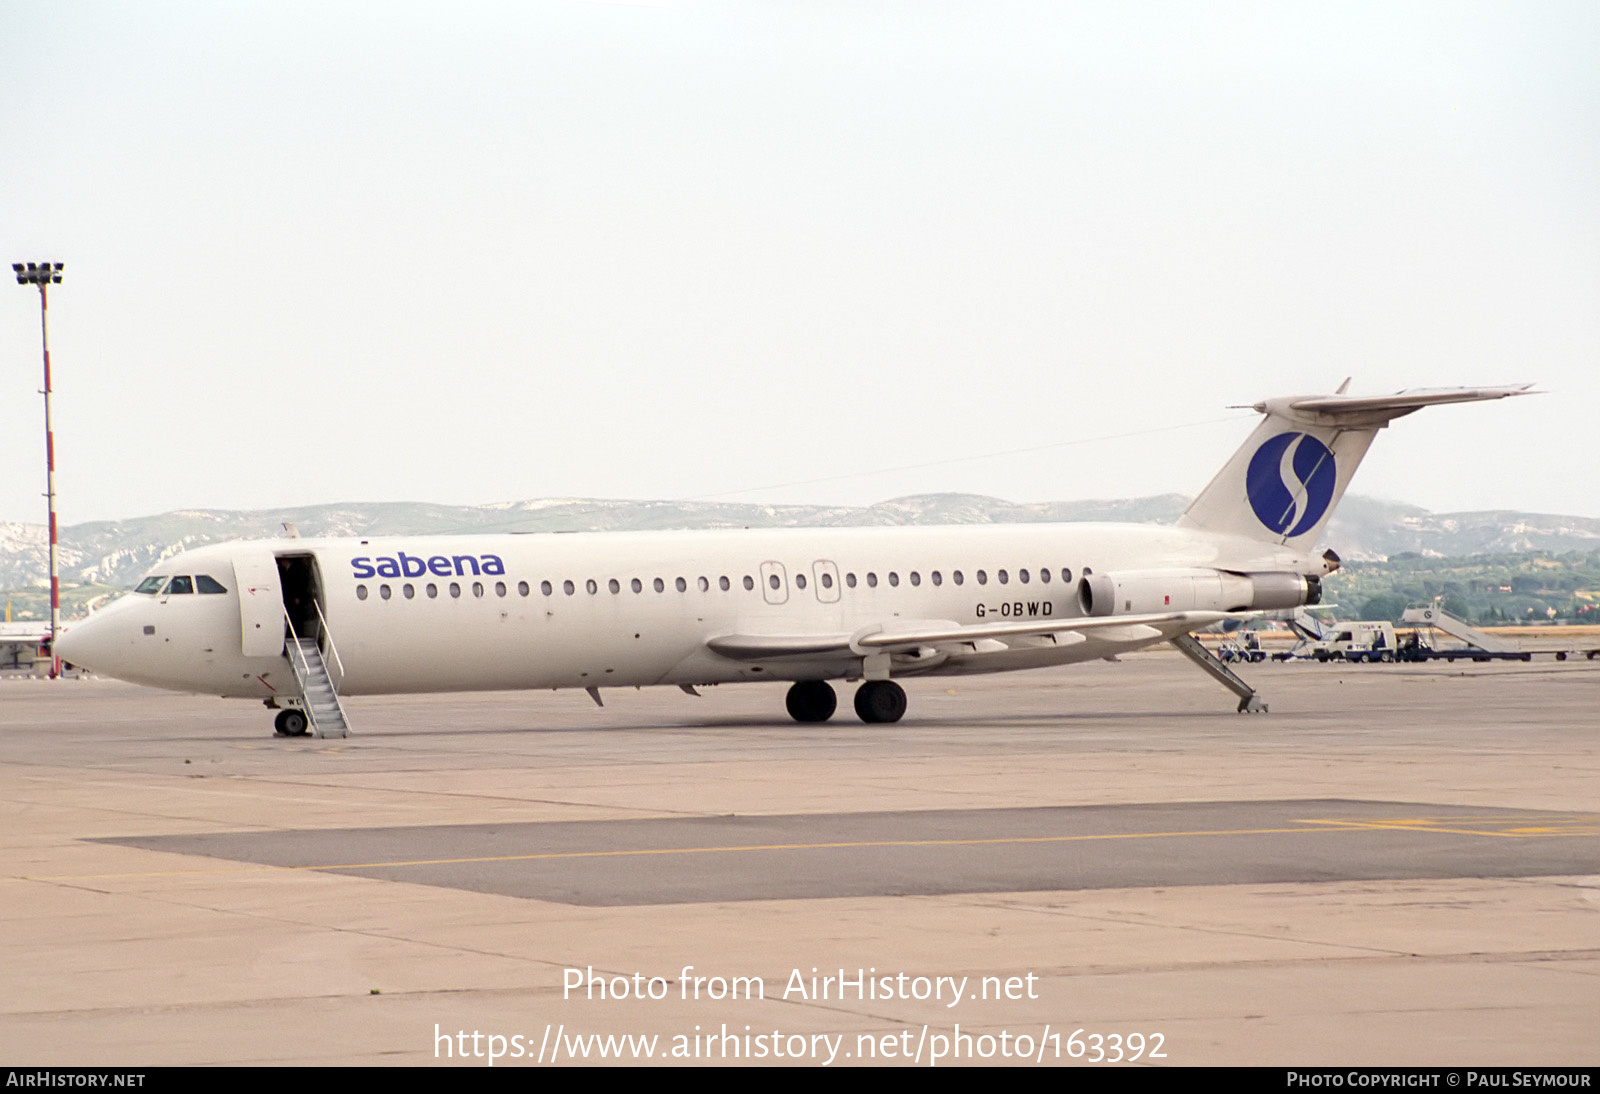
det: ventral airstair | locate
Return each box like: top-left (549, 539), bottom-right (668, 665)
top-left (281, 604), bottom-right (352, 738)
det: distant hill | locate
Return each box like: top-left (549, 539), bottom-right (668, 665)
top-left (2, 493), bottom-right (1598, 595)
top-left (1321, 496), bottom-right (1600, 560)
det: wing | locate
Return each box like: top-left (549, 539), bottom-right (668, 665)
top-left (705, 610), bottom-right (1241, 661)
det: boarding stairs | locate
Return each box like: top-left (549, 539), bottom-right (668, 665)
top-left (283, 606), bottom-right (352, 738)
top-left (1400, 605), bottom-right (1518, 654)
top-left (1286, 608), bottom-right (1330, 644)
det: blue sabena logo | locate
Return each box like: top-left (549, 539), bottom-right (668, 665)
top-left (1245, 432), bottom-right (1337, 537)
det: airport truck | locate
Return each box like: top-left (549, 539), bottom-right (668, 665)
top-left (1311, 621), bottom-right (1397, 663)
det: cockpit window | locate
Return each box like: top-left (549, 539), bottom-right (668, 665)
top-left (195, 575), bottom-right (228, 594)
top-left (135, 576), bottom-right (166, 595)
top-left (164, 576), bottom-right (194, 595)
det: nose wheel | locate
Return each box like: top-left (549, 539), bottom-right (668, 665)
top-left (274, 709), bottom-right (309, 737)
top-left (854, 680), bottom-right (907, 724)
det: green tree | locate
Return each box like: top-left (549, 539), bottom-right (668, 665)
top-left (1359, 594), bottom-right (1408, 622)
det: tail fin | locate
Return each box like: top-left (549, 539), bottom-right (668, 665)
top-left (1178, 384), bottom-right (1535, 546)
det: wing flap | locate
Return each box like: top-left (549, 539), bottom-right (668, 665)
top-left (854, 610), bottom-right (1233, 651)
top-left (706, 610), bottom-right (1237, 661)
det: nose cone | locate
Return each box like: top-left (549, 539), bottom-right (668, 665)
top-left (54, 595), bottom-right (145, 678)
top-left (54, 612), bottom-right (114, 673)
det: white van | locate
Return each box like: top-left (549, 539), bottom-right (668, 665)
top-left (1312, 621), bottom-right (1398, 663)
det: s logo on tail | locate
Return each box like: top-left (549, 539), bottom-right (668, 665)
top-left (1245, 432), bottom-right (1336, 537)
top-left (1180, 384), bottom-right (1529, 545)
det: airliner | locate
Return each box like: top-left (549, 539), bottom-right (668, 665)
top-left (55, 383), bottom-right (1531, 737)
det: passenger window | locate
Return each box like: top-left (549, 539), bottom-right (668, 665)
top-left (953, 570), bottom-right (964, 585)
top-left (743, 576), bottom-right (754, 591)
top-left (427, 583), bottom-right (438, 598)
top-left (380, 584), bottom-right (392, 600)
top-left (698, 576), bottom-right (710, 592)
top-left (165, 576), bottom-right (194, 595)
top-left (495, 581), bottom-right (507, 597)
top-left (889, 572), bottom-right (899, 587)
top-left (474, 582), bottom-right (486, 598)
top-left (768, 574), bottom-right (781, 590)
top-left (977, 570), bottom-right (987, 585)
top-left (356, 585), bottom-right (368, 601)
top-left (795, 573), bottom-right (807, 590)
top-left (451, 582), bottom-right (462, 598)
top-left (653, 577), bottom-right (665, 593)
top-left (867, 572), bottom-right (878, 588)
top-left (998, 569), bottom-right (1009, 585)
top-left (821, 572), bottom-right (834, 589)
top-left (403, 583), bottom-right (415, 599)
top-left (846, 573), bottom-right (856, 588)
top-left (518, 581), bottom-right (529, 596)
top-left (196, 575), bottom-right (228, 594)
top-left (719, 576), bottom-right (731, 591)
top-left (608, 579), bottom-right (621, 594)
top-left (1061, 568), bottom-right (1073, 583)
top-left (1039, 568), bottom-right (1050, 584)
top-left (585, 579), bottom-right (597, 595)
top-left (931, 571), bottom-right (941, 586)
top-left (676, 577), bottom-right (687, 592)
top-left (910, 572), bottom-right (920, 586)
top-left (1019, 569), bottom-right (1030, 584)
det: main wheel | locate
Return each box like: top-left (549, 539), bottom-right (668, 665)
top-left (274, 709), bottom-right (309, 737)
top-left (785, 680), bottom-right (837, 723)
top-left (854, 680), bottom-right (907, 724)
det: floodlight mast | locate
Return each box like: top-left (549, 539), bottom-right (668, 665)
top-left (13, 261), bottom-right (65, 677)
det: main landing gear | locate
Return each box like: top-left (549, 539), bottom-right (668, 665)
top-left (785, 680), bottom-right (838, 722)
top-left (854, 680), bottom-right (907, 724)
top-left (783, 680), bottom-right (907, 724)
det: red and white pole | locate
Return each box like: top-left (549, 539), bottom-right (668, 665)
top-left (40, 279), bottom-right (60, 677)
top-left (14, 261), bottom-right (64, 678)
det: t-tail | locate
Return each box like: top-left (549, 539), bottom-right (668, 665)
top-left (1178, 382), bottom-right (1535, 546)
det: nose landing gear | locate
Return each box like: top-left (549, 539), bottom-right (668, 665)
top-left (274, 709), bottom-right (309, 737)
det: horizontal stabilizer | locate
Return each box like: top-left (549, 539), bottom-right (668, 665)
top-left (1278, 384), bottom-right (1536, 422)
top-left (1183, 382), bottom-right (1537, 546)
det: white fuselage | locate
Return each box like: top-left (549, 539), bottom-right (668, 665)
top-left (58, 522), bottom-right (1313, 702)
top-left (52, 383), bottom-right (1531, 725)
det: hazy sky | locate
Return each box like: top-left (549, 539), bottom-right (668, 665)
top-left (3, 1), bottom-right (1596, 526)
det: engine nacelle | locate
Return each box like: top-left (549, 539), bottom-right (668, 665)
top-left (1077, 568), bottom-right (1319, 616)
